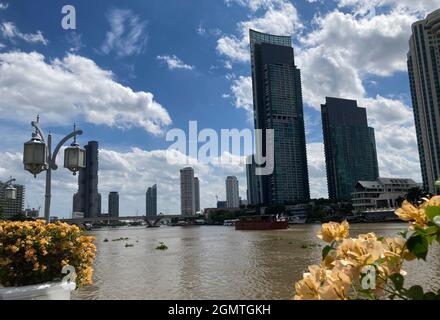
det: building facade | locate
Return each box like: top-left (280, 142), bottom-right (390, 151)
top-left (352, 178), bottom-right (420, 212)
top-left (73, 141), bottom-right (101, 218)
top-left (180, 167), bottom-right (196, 216)
top-left (108, 192), bottom-right (119, 218)
top-left (194, 177), bottom-right (200, 213)
top-left (146, 184), bottom-right (157, 216)
top-left (226, 176), bottom-right (240, 208)
top-left (249, 29), bottom-right (310, 205)
top-left (0, 181), bottom-right (25, 217)
top-left (246, 155), bottom-right (262, 205)
top-left (408, 9), bottom-right (440, 194)
top-left (321, 97), bottom-right (380, 201)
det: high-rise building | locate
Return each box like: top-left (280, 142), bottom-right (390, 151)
top-left (407, 9), bottom-right (440, 194)
top-left (246, 155), bottom-right (261, 205)
top-left (249, 29), bottom-right (310, 205)
top-left (194, 177), bottom-right (200, 213)
top-left (180, 167), bottom-right (195, 216)
top-left (108, 192), bottom-right (119, 218)
top-left (146, 184), bottom-right (157, 216)
top-left (0, 181), bottom-right (25, 217)
top-left (226, 176), bottom-right (240, 208)
top-left (321, 97), bottom-right (380, 201)
top-left (73, 141), bottom-right (101, 218)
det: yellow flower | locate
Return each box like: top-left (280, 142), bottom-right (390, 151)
top-left (428, 195), bottom-right (440, 207)
top-left (317, 220), bottom-right (350, 243)
top-left (294, 265), bottom-right (324, 300)
top-left (395, 200), bottom-right (428, 227)
top-left (336, 234), bottom-right (384, 271)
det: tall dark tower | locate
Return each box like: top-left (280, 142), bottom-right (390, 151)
top-left (408, 9), bottom-right (440, 194)
top-left (321, 97), bottom-right (379, 201)
top-left (249, 29), bottom-right (310, 205)
top-left (146, 184), bottom-right (157, 216)
top-left (73, 141), bottom-right (101, 218)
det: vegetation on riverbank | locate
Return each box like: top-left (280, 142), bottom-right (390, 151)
top-left (156, 242), bottom-right (168, 250)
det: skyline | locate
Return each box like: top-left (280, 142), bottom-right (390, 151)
top-left (0, 0), bottom-right (438, 217)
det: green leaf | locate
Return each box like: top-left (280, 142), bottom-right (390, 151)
top-left (406, 235), bottom-right (429, 260)
top-left (426, 206), bottom-right (440, 222)
top-left (389, 273), bottom-right (404, 290)
top-left (424, 226), bottom-right (439, 236)
top-left (407, 285), bottom-right (424, 300)
top-left (423, 292), bottom-right (438, 300)
top-left (322, 245), bottom-right (332, 259)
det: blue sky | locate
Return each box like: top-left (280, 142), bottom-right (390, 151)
top-left (0, 0), bottom-right (439, 217)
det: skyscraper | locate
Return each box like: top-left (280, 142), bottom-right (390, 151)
top-left (246, 155), bottom-right (261, 205)
top-left (0, 181), bottom-right (25, 217)
top-left (194, 177), bottom-right (200, 213)
top-left (321, 97), bottom-right (380, 201)
top-left (226, 176), bottom-right (240, 208)
top-left (73, 141), bottom-right (101, 218)
top-left (146, 184), bottom-right (157, 216)
top-left (180, 167), bottom-right (195, 216)
top-left (108, 192), bottom-right (119, 218)
top-left (408, 9), bottom-right (440, 194)
top-left (249, 29), bottom-right (310, 205)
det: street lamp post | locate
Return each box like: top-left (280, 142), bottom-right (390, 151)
top-left (435, 177), bottom-right (440, 196)
top-left (23, 116), bottom-right (86, 223)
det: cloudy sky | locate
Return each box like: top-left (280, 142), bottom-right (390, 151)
top-left (0, 0), bottom-right (438, 217)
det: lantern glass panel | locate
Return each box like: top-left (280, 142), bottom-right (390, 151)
top-left (23, 140), bottom-right (47, 166)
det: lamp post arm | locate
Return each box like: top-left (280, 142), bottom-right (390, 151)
top-left (1, 178), bottom-right (16, 190)
top-left (31, 121), bottom-right (46, 142)
top-left (49, 130), bottom-right (83, 170)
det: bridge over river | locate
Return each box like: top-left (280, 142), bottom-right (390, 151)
top-left (60, 214), bottom-right (192, 227)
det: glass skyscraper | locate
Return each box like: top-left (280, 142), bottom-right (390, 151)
top-left (321, 97), bottom-right (380, 201)
top-left (146, 184), bottom-right (157, 216)
top-left (73, 141), bottom-right (101, 218)
top-left (249, 29), bottom-right (310, 205)
top-left (407, 9), bottom-right (440, 194)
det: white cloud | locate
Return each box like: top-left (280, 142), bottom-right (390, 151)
top-left (0, 2), bottom-right (8, 10)
top-left (0, 51), bottom-right (171, 134)
top-left (217, 0), bottom-right (303, 63)
top-left (337, 0), bottom-right (440, 16)
top-left (101, 9), bottom-right (147, 57)
top-left (0, 22), bottom-right (48, 45)
top-left (157, 55), bottom-right (194, 71)
top-left (307, 142), bottom-right (328, 199)
top-left (229, 76), bottom-right (253, 114)
top-left (67, 32), bottom-right (83, 53)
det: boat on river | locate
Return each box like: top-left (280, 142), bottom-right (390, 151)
top-left (235, 215), bottom-right (289, 230)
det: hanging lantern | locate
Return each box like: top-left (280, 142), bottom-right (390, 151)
top-left (23, 135), bottom-right (48, 178)
top-left (64, 141), bottom-right (86, 175)
top-left (5, 185), bottom-right (17, 200)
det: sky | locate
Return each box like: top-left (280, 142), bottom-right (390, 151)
top-left (0, 0), bottom-right (439, 217)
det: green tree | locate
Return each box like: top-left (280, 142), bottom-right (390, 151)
top-left (265, 205), bottom-right (286, 215)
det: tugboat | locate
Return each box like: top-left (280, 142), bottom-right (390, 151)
top-left (235, 215), bottom-right (288, 231)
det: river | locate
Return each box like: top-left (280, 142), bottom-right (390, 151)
top-left (72, 223), bottom-right (440, 300)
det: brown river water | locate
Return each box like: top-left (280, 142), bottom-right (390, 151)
top-left (72, 223), bottom-right (440, 300)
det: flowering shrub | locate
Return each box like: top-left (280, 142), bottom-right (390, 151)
top-left (0, 220), bottom-right (96, 288)
top-left (294, 195), bottom-right (440, 300)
